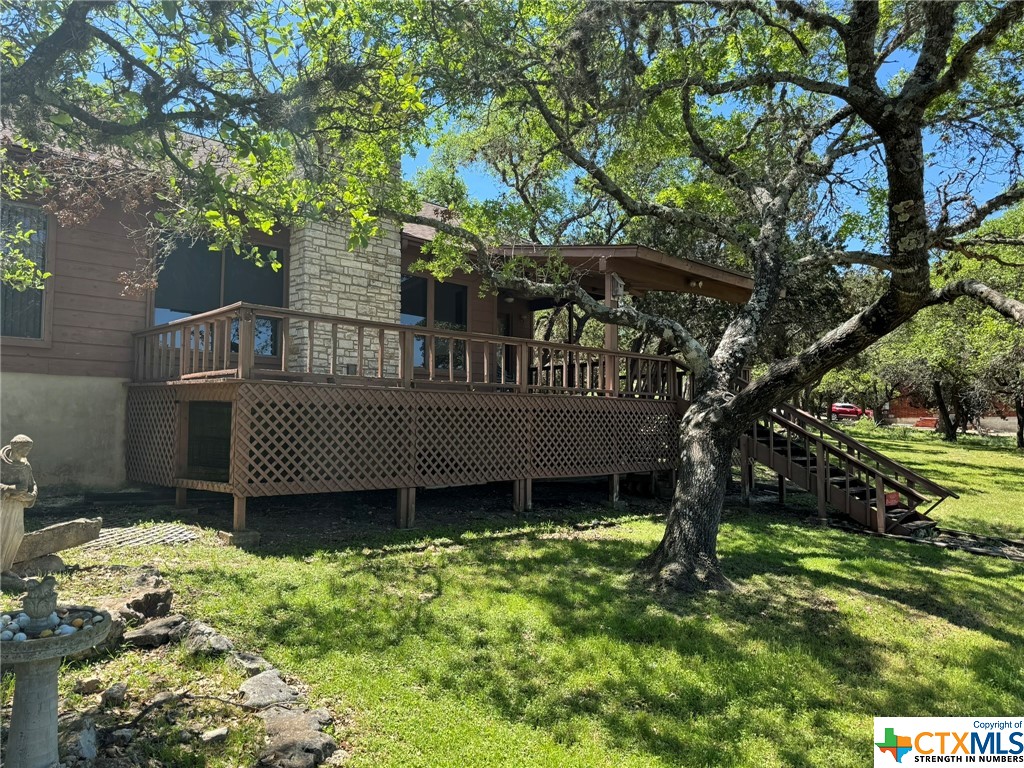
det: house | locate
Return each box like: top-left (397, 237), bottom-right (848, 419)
top-left (1, 189), bottom-right (755, 530)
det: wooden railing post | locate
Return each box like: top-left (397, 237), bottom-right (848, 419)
top-left (518, 342), bottom-right (529, 393)
top-left (875, 474), bottom-right (886, 533)
top-left (237, 308), bottom-right (255, 379)
top-left (401, 329), bottom-right (414, 387)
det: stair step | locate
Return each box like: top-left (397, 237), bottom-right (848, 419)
top-left (890, 519), bottom-right (939, 538)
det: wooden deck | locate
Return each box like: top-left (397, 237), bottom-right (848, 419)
top-left (126, 303), bottom-right (687, 530)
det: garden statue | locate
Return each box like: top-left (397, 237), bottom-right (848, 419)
top-left (1, 434), bottom-right (38, 572)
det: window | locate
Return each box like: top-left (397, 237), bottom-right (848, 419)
top-left (399, 274), bottom-right (468, 368)
top-left (1, 202), bottom-right (48, 339)
top-left (154, 240), bottom-right (285, 355)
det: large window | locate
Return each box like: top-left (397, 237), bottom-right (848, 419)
top-left (399, 274), bottom-right (468, 368)
top-left (154, 240), bottom-right (285, 355)
top-left (1, 202), bottom-right (48, 339)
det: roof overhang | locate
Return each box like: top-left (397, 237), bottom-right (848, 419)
top-left (498, 244), bottom-right (753, 305)
top-left (401, 216), bottom-right (754, 305)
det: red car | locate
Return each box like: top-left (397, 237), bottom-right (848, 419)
top-left (830, 402), bottom-right (873, 420)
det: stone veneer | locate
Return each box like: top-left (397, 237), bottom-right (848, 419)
top-left (286, 218), bottom-right (402, 376)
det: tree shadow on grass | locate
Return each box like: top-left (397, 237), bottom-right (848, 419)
top-left (178, 508), bottom-right (1023, 767)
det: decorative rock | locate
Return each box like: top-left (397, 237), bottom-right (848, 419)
top-left (10, 553), bottom-right (66, 577)
top-left (0, 630), bottom-right (12, 641)
top-left (200, 726), bottom-right (229, 744)
top-left (260, 707), bottom-right (332, 734)
top-left (74, 677), bottom-right (103, 695)
top-left (13, 631), bottom-right (26, 641)
top-left (238, 670), bottom-right (298, 709)
top-left (257, 708), bottom-right (336, 768)
top-left (124, 586), bottom-right (174, 620)
top-left (99, 682), bottom-right (128, 708)
top-left (230, 651), bottom-right (274, 678)
top-left (1, 573), bottom-right (29, 593)
top-left (185, 621), bottom-right (234, 656)
top-left (218, 529), bottom-right (261, 547)
top-left (123, 614), bottom-right (188, 648)
top-left (109, 728), bottom-right (137, 746)
top-left (59, 715), bottom-right (98, 762)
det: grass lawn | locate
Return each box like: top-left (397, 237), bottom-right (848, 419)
top-left (15, 430), bottom-right (1024, 767)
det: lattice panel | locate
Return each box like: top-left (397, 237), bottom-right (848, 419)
top-left (529, 397), bottom-right (677, 478)
top-left (415, 395), bottom-right (530, 486)
top-left (125, 386), bottom-right (177, 486)
top-left (234, 384), bottom-right (417, 496)
top-left (231, 383), bottom-right (678, 497)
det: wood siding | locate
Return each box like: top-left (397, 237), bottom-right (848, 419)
top-left (1, 204), bottom-right (149, 378)
top-left (1, 203), bottom-right (293, 380)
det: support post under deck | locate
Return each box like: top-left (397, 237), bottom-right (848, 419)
top-left (607, 473), bottom-right (622, 508)
top-left (397, 487), bottom-right (416, 528)
top-left (512, 479), bottom-right (533, 513)
top-left (218, 496), bottom-right (259, 546)
top-left (233, 495), bottom-right (247, 530)
top-left (175, 487), bottom-right (188, 508)
top-left (777, 474), bottom-right (786, 504)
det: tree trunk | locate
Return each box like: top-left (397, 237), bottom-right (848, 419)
top-left (933, 381), bottom-right (957, 442)
top-left (1016, 394), bottom-right (1023, 450)
top-left (639, 407), bottom-right (735, 592)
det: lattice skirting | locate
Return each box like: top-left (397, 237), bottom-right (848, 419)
top-left (127, 382), bottom-right (680, 497)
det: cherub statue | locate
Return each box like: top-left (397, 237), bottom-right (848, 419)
top-left (1, 434), bottom-right (38, 572)
top-left (2, 435), bottom-right (38, 505)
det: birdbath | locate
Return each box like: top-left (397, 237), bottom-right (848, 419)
top-left (1, 577), bottom-right (111, 768)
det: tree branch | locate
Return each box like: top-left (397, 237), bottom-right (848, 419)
top-left (930, 184), bottom-right (1024, 242)
top-left (928, 279), bottom-right (1024, 324)
top-left (519, 81), bottom-right (744, 248)
top-left (914, 2), bottom-right (1024, 104)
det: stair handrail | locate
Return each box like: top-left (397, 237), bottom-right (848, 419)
top-left (772, 403), bottom-right (959, 501)
top-left (756, 411), bottom-right (929, 505)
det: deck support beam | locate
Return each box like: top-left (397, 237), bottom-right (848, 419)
top-left (175, 487), bottom-right (188, 508)
top-left (512, 479), bottom-right (533, 513)
top-left (397, 487), bottom-right (416, 528)
top-left (777, 474), bottom-right (786, 505)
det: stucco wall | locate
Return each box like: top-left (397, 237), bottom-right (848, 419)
top-left (287, 218), bottom-right (402, 375)
top-left (1, 372), bottom-right (127, 489)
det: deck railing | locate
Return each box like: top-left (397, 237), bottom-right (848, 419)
top-left (132, 302), bottom-right (681, 399)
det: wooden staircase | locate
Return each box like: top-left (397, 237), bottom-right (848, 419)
top-left (739, 403), bottom-right (958, 535)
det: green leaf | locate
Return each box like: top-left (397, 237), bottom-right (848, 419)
top-left (48, 112), bottom-right (73, 126)
top-left (162, 1), bottom-right (176, 22)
